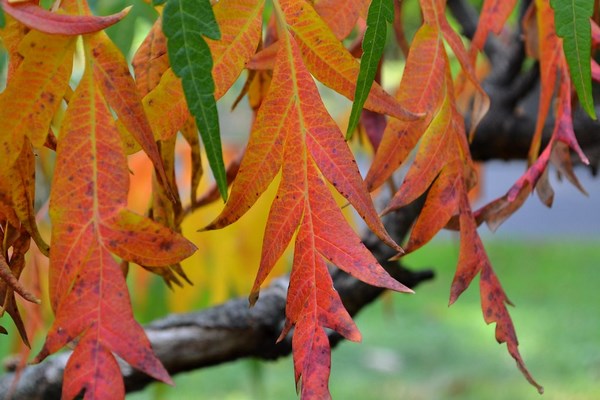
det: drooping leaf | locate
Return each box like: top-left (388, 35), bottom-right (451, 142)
top-left (420, 0), bottom-right (490, 134)
top-left (0, 29), bottom-right (74, 255)
top-left (0, 30), bottom-right (75, 165)
top-left (470, 0), bottom-right (518, 55)
top-left (550, 0), bottom-right (595, 118)
top-left (4, 138), bottom-right (50, 256)
top-left (404, 161), bottom-right (461, 253)
top-left (205, 12), bottom-right (410, 395)
top-left (132, 17), bottom-right (169, 97)
top-left (208, 0), bottom-right (265, 100)
top-left (526, 0), bottom-right (562, 161)
top-left (0, 0), bottom-right (130, 35)
top-left (279, 0), bottom-right (419, 122)
top-left (143, 68), bottom-right (190, 141)
top-left (85, 30), bottom-right (175, 199)
top-left (163, 0), bottom-right (228, 200)
top-left (0, 231), bottom-right (34, 346)
top-left (381, 79), bottom-right (457, 213)
top-left (313, 0), bottom-right (369, 40)
top-left (366, 23), bottom-right (446, 191)
top-left (35, 61), bottom-right (195, 399)
top-left (451, 194), bottom-right (544, 394)
top-left (347, 0), bottom-right (394, 139)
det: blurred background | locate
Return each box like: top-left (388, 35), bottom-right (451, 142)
top-left (1, 1), bottom-right (599, 399)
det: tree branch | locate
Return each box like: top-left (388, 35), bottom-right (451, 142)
top-left (0, 203), bottom-right (433, 399)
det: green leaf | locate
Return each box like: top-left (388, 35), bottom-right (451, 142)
top-left (346, 0), bottom-right (394, 139)
top-left (551, 0), bottom-right (596, 119)
top-left (163, 0), bottom-right (228, 200)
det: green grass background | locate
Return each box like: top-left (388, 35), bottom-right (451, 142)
top-left (126, 239), bottom-right (600, 400)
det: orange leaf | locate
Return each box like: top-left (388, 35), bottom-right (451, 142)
top-left (420, 0), bottom-right (489, 133)
top-left (470, 0), bottom-right (518, 54)
top-left (313, 0), bottom-right (369, 40)
top-left (85, 31), bottom-right (174, 198)
top-left (2, 138), bottom-right (50, 255)
top-left (382, 81), bottom-right (456, 213)
top-left (366, 23), bottom-right (446, 191)
top-left (279, 0), bottom-right (418, 121)
top-left (143, 68), bottom-right (190, 141)
top-left (0, 30), bottom-right (75, 164)
top-left (35, 66), bottom-right (195, 399)
top-left (207, 18), bottom-right (410, 396)
top-left (405, 161), bottom-right (461, 253)
top-left (527, 0), bottom-right (561, 162)
top-left (208, 0), bottom-right (265, 99)
top-left (0, 15), bottom-right (28, 79)
top-left (1, 0), bottom-right (130, 35)
top-left (132, 18), bottom-right (169, 97)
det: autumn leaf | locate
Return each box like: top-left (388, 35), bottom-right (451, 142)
top-left (132, 17), bottom-right (169, 97)
top-left (0, 0), bottom-right (130, 35)
top-left (470, 0), bottom-right (518, 55)
top-left (526, 0), bottom-right (562, 162)
top-left (313, 0), bottom-right (369, 40)
top-left (0, 28), bottom-right (74, 255)
top-left (420, 0), bottom-right (490, 134)
top-left (208, 0), bottom-right (265, 100)
top-left (0, 231), bottom-right (38, 346)
top-left (143, 68), bottom-right (190, 141)
top-left (205, 6), bottom-right (410, 395)
top-left (0, 30), bottom-right (74, 165)
top-left (550, 0), bottom-right (595, 118)
top-left (347, 0), bottom-right (394, 138)
top-left (451, 194), bottom-right (544, 394)
top-left (35, 59), bottom-right (195, 399)
top-left (279, 0), bottom-right (419, 122)
top-left (85, 30), bottom-right (175, 199)
top-left (163, 0), bottom-right (228, 200)
top-left (366, 23), bottom-right (446, 191)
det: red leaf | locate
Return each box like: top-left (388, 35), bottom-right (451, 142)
top-left (1, 0), bottom-right (130, 35)
top-left (206, 21), bottom-right (410, 397)
top-left (35, 65), bottom-right (194, 399)
top-left (451, 194), bottom-right (543, 394)
top-left (470, 0), bottom-right (518, 53)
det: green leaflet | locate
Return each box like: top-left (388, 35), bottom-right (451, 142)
top-left (0, 2), bottom-right (5, 28)
top-left (163, 0), bottom-right (229, 201)
top-left (346, 0), bottom-right (394, 139)
top-left (551, 0), bottom-right (595, 119)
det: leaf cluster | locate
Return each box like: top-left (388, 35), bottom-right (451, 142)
top-left (0, 0), bottom-right (596, 398)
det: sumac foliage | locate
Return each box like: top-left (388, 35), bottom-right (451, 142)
top-left (0, 0), bottom-right (596, 398)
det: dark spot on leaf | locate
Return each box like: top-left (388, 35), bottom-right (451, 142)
top-left (159, 241), bottom-right (173, 251)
